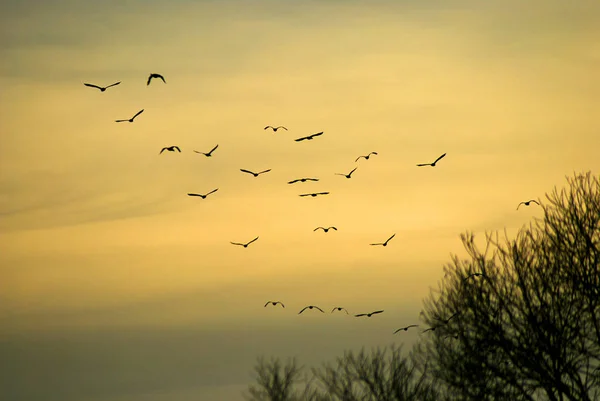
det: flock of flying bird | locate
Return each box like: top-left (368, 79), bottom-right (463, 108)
top-left (84, 73), bottom-right (542, 336)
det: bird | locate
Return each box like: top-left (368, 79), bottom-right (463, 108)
top-left (463, 272), bottom-right (486, 281)
top-left (370, 234), bottom-right (396, 247)
top-left (264, 125), bottom-right (288, 132)
top-left (394, 325), bottom-right (419, 333)
top-left (264, 301), bottom-right (285, 308)
top-left (83, 81), bottom-right (120, 92)
top-left (417, 153), bottom-right (447, 167)
top-left (314, 226), bottom-right (337, 233)
top-left (335, 167), bottom-right (357, 179)
top-left (517, 199), bottom-right (540, 210)
top-left (230, 237), bottom-right (259, 248)
top-left (435, 312), bottom-right (460, 325)
top-left (160, 146), bottom-right (181, 154)
top-left (147, 73), bottom-right (166, 85)
top-left (294, 132), bottom-right (323, 142)
top-left (187, 189), bottom-right (218, 199)
top-left (194, 145), bottom-right (218, 157)
top-left (299, 192), bottom-right (329, 197)
top-left (115, 109), bottom-right (144, 123)
top-left (298, 305), bottom-right (325, 314)
top-left (288, 178), bottom-right (319, 184)
top-left (355, 310), bottom-right (384, 318)
top-left (240, 169), bottom-right (271, 177)
top-left (331, 307), bottom-right (349, 314)
top-left (423, 327), bottom-right (438, 333)
top-left (355, 152), bottom-right (378, 162)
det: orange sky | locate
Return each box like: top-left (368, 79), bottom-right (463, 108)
top-left (1, 0), bottom-right (599, 400)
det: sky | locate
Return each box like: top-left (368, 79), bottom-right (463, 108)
top-left (1, 0), bottom-right (599, 400)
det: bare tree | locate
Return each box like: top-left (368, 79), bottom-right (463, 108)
top-left (310, 344), bottom-right (440, 401)
top-left (245, 356), bottom-right (318, 401)
top-left (416, 172), bottom-right (600, 401)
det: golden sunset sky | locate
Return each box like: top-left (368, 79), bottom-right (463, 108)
top-left (1, 0), bottom-right (599, 400)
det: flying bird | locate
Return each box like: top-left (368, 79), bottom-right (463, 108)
top-left (264, 301), bottom-right (285, 308)
top-left (230, 237), bottom-right (259, 248)
top-left (355, 310), bottom-right (384, 318)
top-left (194, 144), bottom-right (218, 157)
top-left (264, 125), bottom-right (288, 132)
top-left (463, 272), bottom-right (486, 281)
top-left (294, 132), bottom-right (323, 142)
top-left (115, 109), bottom-right (144, 123)
top-left (299, 192), bottom-right (329, 197)
top-left (417, 153), bottom-right (447, 167)
top-left (240, 169), bottom-right (271, 177)
top-left (288, 178), bottom-right (319, 184)
top-left (160, 146), bottom-right (181, 154)
top-left (187, 189), bottom-right (218, 199)
top-left (435, 312), bottom-right (460, 325)
top-left (335, 167), bottom-right (357, 179)
top-left (331, 307), bottom-right (349, 314)
top-left (423, 327), bottom-right (438, 333)
top-left (84, 81), bottom-right (120, 92)
top-left (314, 226), bottom-right (337, 233)
top-left (147, 73), bottom-right (166, 85)
top-left (370, 234), bottom-right (396, 247)
top-left (517, 199), bottom-right (540, 210)
top-left (355, 152), bottom-right (378, 162)
top-left (298, 305), bottom-right (325, 314)
top-left (393, 325), bottom-right (419, 334)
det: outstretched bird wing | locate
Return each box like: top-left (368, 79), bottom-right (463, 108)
top-left (371, 310), bottom-right (384, 315)
top-left (159, 148), bottom-right (167, 154)
top-left (385, 234), bottom-right (396, 243)
top-left (355, 155), bottom-right (365, 162)
top-left (314, 227), bottom-right (324, 231)
top-left (157, 74), bottom-right (166, 83)
top-left (205, 188), bottom-right (218, 196)
top-left (370, 242), bottom-right (383, 246)
top-left (294, 136), bottom-right (308, 142)
top-left (193, 150), bottom-right (206, 155)
top-left (84, 83), bottom-right (102, 90)
top-left (258, 169), bottom-right (272, 175)
top-left (355, 313), bottom-right (367, 317)
top-left (530, 199), bottom-right (540, 205)
top-left (264, 301), bottom-right (272, 307)
top-left (240, 169), bottom-right (256, 175)
top-left (187, 193), bottom-right (202, 197)
top-left (329, 227), bottom-right (337, 230)
top-left (516, 202), bottom-right (526, 210)
top-left (277, 302), bottom-right (285, 308)
top-left (147, 75), bottom-right (153, 85)
top-left (298, 306), bottom-right (309, 314)
top-left (348, 167), bottom-right (357, 176)
top-left (106, 81), bottom-right (121, 88)
top-left (314, 306), bottom-right (325, 313)
top-left (132, 109), bottom-right (144, 119)
top-left (115, 119), bottom-right (128, 123)
top-left (246, 237), bottom-right (259, 245)
top-left (230, 242), bottom-right (244, 246)
top-left (288, 179), bottom-right (300, 184)
top-left (433, 153), bottom-right (447, 164)
top-left (369, 152), bottom-right (378, 156)
top-left (174, 146), bottom-right (181, 152)
top-left (317, 192), bottom-right (329, 195)
top-left (299, 193), bottom-right (310, 197)
top-left (416, 163), bottom-right (432, 167)
top-left (310, 132), bottom-right (324, 138)
top-left (264, 126), bottom-right (274, 130)
top-left (209, 144), bottom-right (219, 154)
top-left (276, 126), bottom-right (288, 130)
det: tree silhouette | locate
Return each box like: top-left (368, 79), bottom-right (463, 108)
top-left (245, 356), bottom-right (310, 401)
top-left (416, 172), bottom-right (600, 401)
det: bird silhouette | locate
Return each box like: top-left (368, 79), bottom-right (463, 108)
top-left (230, 237), bottom-right (259, 248)
top-left (264, 125), bottom-right (287, 132)
top-left (355, 152), bottom-right (378, 162)
top-left (240, 169), bottom-right (271, 177)
top-left (423, 327), bottom-right (438, 333)
top-left (264, 301), bottom-right (285, 308)
top-left (160, 146), bottom-right (181, 154)
top-left (147, 73), bottom-right (166, 85)
top-left (187, 189), bottom-right (218, 199)
top-left (417, 153), bottom-right (447, 167)
top-left (335, 167), bottom-right (357, 179)
top-left (299, 192), bottom-right (329, 197)
top-left (298, 305), bottom-right (325, 314)
top-left (393, 325), bottom-right (419, 333)
top-left (294, 132), bottom-right (323, 142)
top-left (370, 234), bottom-right (396, 246)
top-left (435, 312), bottom-right (460, 325)
top-left (288, 178), bottom-right (319, 184)
top-left (115, 109), bottom-right (144, 123)
top-left (194, 145), bottom-right (218, 157)
top-left (331, 307), bottom-right (349, 314)
top-left (355, 310), bottom-right (384, 318)
top-left (463, 272), bottom-right (486, 281)
top-left (517, 199), bottom-right (540, 210)
top-left (314, 226), bottom-right (337, 233)
top-left (84, 82), bottom-right (120, 92)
